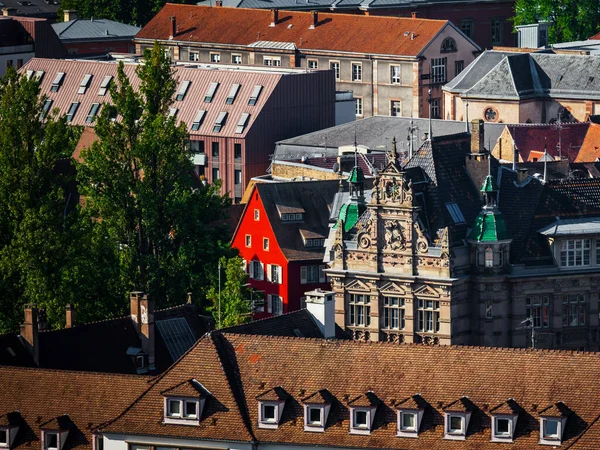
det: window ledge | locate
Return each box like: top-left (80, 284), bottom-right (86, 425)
top-left (163, 417), bottom-right (200, 426)
top-left (304, 425), bottom-right (325, 433)
top-left (397, 430), bottom-right (419, 438)
top-left (444, 433), bottom-right (467, 441)
top-left (349, 428), bottom-right (371, 435)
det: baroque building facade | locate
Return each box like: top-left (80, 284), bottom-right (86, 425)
top-left (324, 120), bottom-right (600, 350)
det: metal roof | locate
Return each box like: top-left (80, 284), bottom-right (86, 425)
top-left (538, 217), bottom-right (600, 237)
top-left (248, 40), bottom-right (297, 50)
top-left (155, 317), bottom-right (197, 362)
top-left (52, 18), bottom-right (141, 42)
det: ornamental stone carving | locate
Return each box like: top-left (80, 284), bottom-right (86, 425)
top-left (414, 221), bottom-right (429, 254)
top-left (384, 220), bottom-right (406, 251)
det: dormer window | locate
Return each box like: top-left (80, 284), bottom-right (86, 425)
top-left (348, 392), bottom-right (380, 435)
top-left (443, 397), bottom-right (472, 440)
top-left (396, 395), bottom-right (425, 438)
top-left (539, 403), bottom-right (568, 445)
top-left (0, 429), bottom-right (8, 447)
top-left (41, 415), bottom-right (71, 450)
top-left (256, 387), bottom-right (288, 429)
top-left (162, 379), bottom-right (210, 425)
top-left (44, 432), bottom-right (58, 450)
top-left (490, 400), bottom-right (519, 443)
top-left (0, 412), bottom-right (21, 449)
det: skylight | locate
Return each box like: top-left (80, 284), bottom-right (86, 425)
top-left (78, 74), bottom-right (92, 94)
top-left (175, 80), bottom-right (191, 101)
top-left (204, 82), bottom-right (219, 103)
top-left (446, 203), bottom-right (465, 224)
top-left (235, 112), bottom-right (250, 134)
top-left (190, 109), bottom-right (206, 131)
top-left (50, 72), bottom-right (65, 92)
top-left (225, 84), bottom-right (241, 105)
top-left (248, 85), bottom-right (263, 106)
top-left (213, 112), bottom-right (227, 132)
top-left (66, 102), bottom-right (79, 122)
top-left (98, 75), bottom-right (112, 96)
top-left (85, 103), bottom-right (100, 123)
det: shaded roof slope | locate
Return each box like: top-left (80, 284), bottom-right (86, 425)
top-left (136, 4), bottom-right (448, 57)
top-left (223, 309), bottom-right (323, 337)
top-left (0, 366), bottom-right (149, 450)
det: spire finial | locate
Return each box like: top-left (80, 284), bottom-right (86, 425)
top-left (391, 136), bottom-right (398, 160)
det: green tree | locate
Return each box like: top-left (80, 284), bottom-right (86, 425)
top-left (0, 67), bottom-right (84, 331)
top-left (513, 0), bottom-right (600, 43)
top-left (77, 41), bottom-right (231, 308)
top-left (207, 256), bottom-right (253, 328)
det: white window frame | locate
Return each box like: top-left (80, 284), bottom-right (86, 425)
top-left (189, 51), bottom-right (199, 62)
top-left (267, 264), bottom-right (282, 284)
top-left (268, 294), bottom-right (283, 315)
top-left (248, 85), bottom-right (263, 105)
top-left (351, 62), bottom-right (362, 81)
top-left (258, 401), bottom-right (285, 429)
top-left (78, 74), bottom-right (92, 94)
top-left (163, 396), bottom-right (203, 425)
top-left (250, 260), bottom-right (264, 281)
top-left (232, 54), bottom-right (242, 64)
top-left (491, 414), bottom-right (517, 443)
top-left (444, 412), bottom-right (470, 440)
top-left (539, 417), bottom-right (566, 446)
top-left (390, 65), bottom-right (401, 84)
top-left (390, 100), bottom-right (402, 117)
top-left (245, 234), bottom-right (251, 248)
top-left (304, 404), bottom-right (330, 432)
top-left (0, 428), bottom-right (8, 448)
top-left (263, 238), bottom-right (269, 251)
top-left (349, 407), bottom-right (375, 435)
top-left (210, 52), bottom-right (221, 63)
top-left (307, 59), bottom-right (318, 69)
top-left (431, 57), bottom-right (447, 84)
top-left (263, 56), bottom-right (281, 67)
top-left (330, 60), bottom-right (340, 80)
top-left (559, 238), bottom-right (591, 267)
top-left (98, 75), bottom-right (112, 96)
top-left (355, 97), bottom-right (363, 117)
top-left (396, 409), bottom-right (424, 438)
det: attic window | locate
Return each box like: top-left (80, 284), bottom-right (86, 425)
top-left (98, 75), bottom-right (112, 96)
top-left (396, 397), bottom-right (425, 438)
top-left (235, 113), bottom-right (250, 134)
top-left (213, 112), bottom-right (227, 132)
top-left (248, 85), bottom-right (263, 106)
top-left (225, 83), bottom-right (240, 105)
top-left (257, 387), bottom-right (287, 429)
top-left (445, 203), bottom-right (465, 224)
top-left (85, 103), bottom-right (100, 123)
top-left (66, 102), bottom-right (80, 122)
top-left (204, 82), bottom-right (219, 103)
top-left (175, 80), bottom-right (191, 101)
top-left (0, 429), bottom-right (8, 447)
top-left (43, 432), bottom-right (59, 450)
top-left (190, 109), bottom-right (206, 131)
top-left (78, 74), bottom-right (92, 94)
top-left (34, 70), bottom-right (45, 82)
top-left (40, 99), bottom-right (53, 120)
top-left (168, 107), bottom-right (178, 118)
top-left (441, 37), bottom-right (457, 52)
top-left (50, 72), bottom-right (65, 92)
top-left (162, 379), bottom-right (209, 425)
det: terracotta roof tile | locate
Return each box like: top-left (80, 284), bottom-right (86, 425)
top-left (443, 397), bottom-right (473, 413)
top-left (302, 389), bottom-right (333, 405)
top-left (256, 386), bottom-right (289, 401)
top-left (136, 4), bottom-right (448, 57)
top-left (40, 415), bottom-right (73, 431)
top-left (575, 122), bottom-right (600, 162)
top-left (347, 392), bottom-right (381, 407)
top-left (489, 399), bottom-right (520, 415)
top-left (539, 402), bottom-right (569, 418)
top-left (395, 395), bottom-right (427, 410)
top-left (160, 379), bottom-right (210, 398)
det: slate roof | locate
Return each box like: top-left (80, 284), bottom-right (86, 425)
top-left (137, 4), bottom-right (449, 57)
top-left (223, 309), bottom-right (324, 337)
top-left (253, 181), bottom-right (340, 260)
top-left (52, 18), bottom-right (141, 42)
top-left (0, 0), bottom-right (59, 18)
top-left (96, 332), bottom-right (600, 447)
top-left (445, 50), bottom-right (600, 100)
top-left (0, 366), bottom-right (149, 450)
top-left (538, 217), bottom-right (600, 237)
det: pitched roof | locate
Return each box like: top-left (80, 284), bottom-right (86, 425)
top-left (160, 379), bottom-right (210, 397)
top-left (52, 18), bottom-right (140, 42)
top-left (0, 0), bottom-right (58, 18)
top-left (0, 366), bottom-right (149, 450)
top-left (137, 4), bottom-right (449, 57)
top-left (223, 309), bottom-right (324, 338)
top-left (20, 57), bottom-right (286, 138)
top-left (0, 16), bottom-right (66, 58)
top-left (575, 122), bottom-right (600, 162)
top-left (253, 181), bottom-right (340, 260)
top-left (103, 332), bottom-right (600, 448)
top-left (590, 31), bottom-right (600, 40)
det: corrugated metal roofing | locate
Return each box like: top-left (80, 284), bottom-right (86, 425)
top-left (156, 317), bottom-right (197, 362)
top-left (20, 57), bottom-right (285, 138)
top-left (248, 40), bottom-right (297, 50)
top-left (52, 18), bottom-right (141, 41)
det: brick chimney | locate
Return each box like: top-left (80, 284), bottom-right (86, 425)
top-left (169, 16), bottom-right (176, 39)
top-left (63, 10), bottom-right (77, 21)
top-left (309, 11), bottom-right (318, 29)
top-left (470, 119), bottom-right (485, 154)
top-left (139, 294), bottom-right (155, 371)
top-left (411, 11), bottom-right (417, 19)
top-left (130, 291), bottom-right (143, 329)
top-left (2, 8), bottom-right (17, 16)
top-left (20, 304), bottom-right (39, 366)
top-left (270, 9), bottom-right (279, 27)
top-left (65, 303), bottom-right (75, 329)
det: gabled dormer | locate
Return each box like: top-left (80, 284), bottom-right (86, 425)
top-left (40, 415), bottom-right (72, 450)
top-left (347, 391), bottom-right (380, 435)
top-left (443, 397), bottom-right (473, 440)
top-left (395, 395), bottom-right (426, 438)
top-left (490, 399), bottom-right (520, 443)
top-left (162, 379), bottom-right (210, 425)
top-left (302, 389), bottom-right (333, 432)
top-left (256, 386), bottom-right (288, 429)
top-left (539, 402), bottom-right (569, 446)
top-left (0, 412), bottom-right (21, 449)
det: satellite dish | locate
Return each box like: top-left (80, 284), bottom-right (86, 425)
top-left (332, 162), bottom-right (339, 173)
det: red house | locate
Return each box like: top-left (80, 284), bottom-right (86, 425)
top-left (232, 181), bottom-right (339, 318)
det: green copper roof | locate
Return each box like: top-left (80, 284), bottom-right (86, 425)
top-left (348, 166), bottom-right (365, 184)
top-left (336, 202), bottom-right (366, 232)
top-left (469, 210), bottom-right (509, 242)
top-left (481, 174), bottom-right (498, 193)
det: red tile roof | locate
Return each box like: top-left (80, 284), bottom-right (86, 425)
top-left (20, 57), bottom-right (285, 138)
top-left (98, 332), bottom-right (600, 448)
top-left (0, 366), bottom-right (149, 450)
top-left (574, 122), bottom-right (600, 162)
top-left (590, 31), bottom-right (600, 40)
top-left (136, 4), bottom-right (448, 57)
top-left (508, 122), bottom-right (589, 163)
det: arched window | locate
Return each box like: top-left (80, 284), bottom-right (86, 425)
top-left (441, 37), bottom-right (457, 53)
top-left (485, 247), bottom-right (494, 267)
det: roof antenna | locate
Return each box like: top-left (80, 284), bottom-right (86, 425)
top-left (512, 142), bottom-right (517, 171)
top-left (465, 100), bottom-right (470, 134)
top-left (543, 138), bottom-right (548, 183)
top-left (427, 87), bottom-right (433, 141)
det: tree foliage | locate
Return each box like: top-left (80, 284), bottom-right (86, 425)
top-left (513, 0), bottom-right (600, 43)
top-left (207, 256), bottom-right (253, 329)
top-left (77, 41), bottom-right (232, 308)
top-left (57, 0), bottom-right (190, 27)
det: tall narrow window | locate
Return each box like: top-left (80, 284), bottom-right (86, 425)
top-left (352, 63), bottom-right (362, 81)
top-left (526, 295), bottom-right (550, 328)
top-left (431, 58), bottom-right (447, 84)
top-left (417, 300), bottom-right (440, 332)
top-left (86, 103), bottom-right (101, 123)
top-left (176, 80), bottom-right (191, 101)
top-left (234, 143), bottom-right (242, 159)
top-left (355, 97), bottom-right (363, 116)
top-left (78, 74), bottom-right (93, 94)
top-left (349, 294), bottom-right (371, 327)
top-left (204, 82), bottom-right (219, 103)
top-left (390, 65), bottom-right (401, 84)
top-left (562, 294), bottom-right (586, 327)
top-left (330, 61), bottom-right (340, 80)
top-left (40, 99), bottom-right (53, 119)
top-left (390, 100), bottom-right (402, 117)
top-left (455, 60), bottom-right (464, 76)
top-left (226, 84), bottom-right (241, 105)
top-left (491, 19), bottom-right (503, 44)
top-left (461, 20), bottom-right (474, 38)
top-left (485, 247), bottom-right (494, 267)
top-left (383, 296), bottom-right (405, 330)
top-left (212, 142), bottom-right (219, 158)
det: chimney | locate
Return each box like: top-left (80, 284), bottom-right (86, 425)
top-left (270, 9), bottom-right (279, 27)
top-left (63, 10), bottom-right (77, 21)
top-left (169, 16), bottom-right (176, 39)
top-left (305, 289), bottom-right (335, 339)
top-left (139, 294), bottom-right (155, 370)
top-left (65, 303), bottom-right (75, 328)
top-left (309, 11), bottom-right (318, 29)
top-left (215, 0), bottom-right (223, 5)
top-left (130, 291), bottom-right (143, 330)
top-left (411, 11), bottom-right (417, 19)
top-left (20, 304), bottom-right (39, 366)
top-left (2, 8), bottom-right (17, 16)
top-left (470, 119), bottom-right (485, 154)
top-left (37, 308), bottom-right (48, 332)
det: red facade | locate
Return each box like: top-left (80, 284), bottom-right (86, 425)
top-left (232, 187), bottom-right (330, 319)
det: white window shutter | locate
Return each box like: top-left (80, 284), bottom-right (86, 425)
top-left (242, 259), bottom-right (247, 273)
top-left (301, 266), bottom-right (307, 284)
top-left (266, 264), bottom-right (272, 282)
top-left (267, 295), bottom-right (272, 313)
top-left (319, 265), bottom-right (326, 283)
top-left (276, 265), bottom-right (282, 284)
top-left (259, 262), bottom-right (264, 280)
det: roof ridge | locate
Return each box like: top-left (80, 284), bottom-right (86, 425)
top-left (222, 308), bottom-right (311, 330)
top-left (0, 363), bottom-right (154, 379)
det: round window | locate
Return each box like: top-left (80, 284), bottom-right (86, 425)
top-left (484, 107), bottom-right (498, 122)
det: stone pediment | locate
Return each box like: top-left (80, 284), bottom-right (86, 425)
top-left (413, 284), bottom-right (440, 298)
top-left (344, 278), bottom-right (372, 292)
top-left (379, 281), bottom-right (408, 295)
